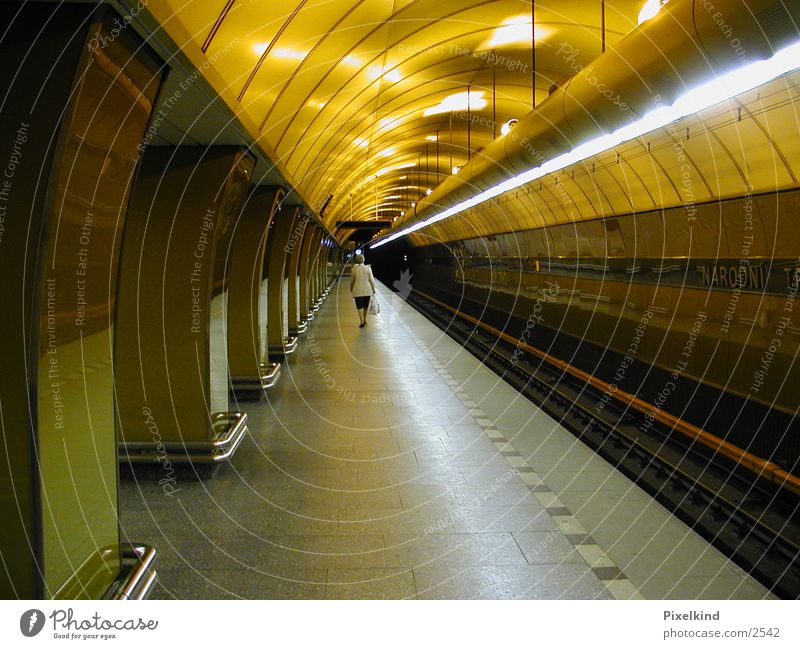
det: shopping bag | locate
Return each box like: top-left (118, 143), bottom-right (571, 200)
top-left (368, 295), bottom-right (380, 315)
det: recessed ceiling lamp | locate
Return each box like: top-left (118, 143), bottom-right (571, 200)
top-left (452, 166), bottom-right (461, 175)
top-left (375, 162), bottom-right (415, 176)
top-left (377, 115), bottom-right (404, 130)
top-left (272, 48), bottom-right (306, 60)
top-left (500, 118), bottom-right (518, 135)
top-left (638, 0), bottom-right (668, 24)
top-left (423, 91), bottom-right (487, 116)
top-left (481, 16), bottom-right (550, 49)
top-left (426, 188), bottom-right (433, 195)
top-left (384, 69), bottom-right (402, 83)
top-left (371, 39), bottom-right (800, 249)
top-left (368, 65), bottom-right (402, 82)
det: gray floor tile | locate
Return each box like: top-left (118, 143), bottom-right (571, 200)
top-left (448, 564), bottom-right (612, 599)
top-left (326, 568), bottom-right (416, 599)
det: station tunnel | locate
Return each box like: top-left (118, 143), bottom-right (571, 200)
top-left (1, 0), bottom-right (799, 600)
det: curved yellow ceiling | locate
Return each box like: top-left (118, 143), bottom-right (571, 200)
top-left (151, 0), bottom-right (645, 234)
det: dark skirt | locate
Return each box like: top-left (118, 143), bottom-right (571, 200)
top-left (354, 295), bottom-right (370, 309)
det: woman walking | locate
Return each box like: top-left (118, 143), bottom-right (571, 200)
top-left (349, 254), bottom-right (376, 328)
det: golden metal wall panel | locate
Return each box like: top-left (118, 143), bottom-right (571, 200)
top-left (726, 292), bottom-right (770, 396)
top-left (425, 185), bottom-right (800, 414)
top-left (761, 293), bottom-right (797, 406)
top-left (697, 89), bottom-right (795, 192)
top-left (161, 0), bottom-right (228, 50)
top-left (676, 126), bottom-right (747, 199)
top-left (759, 190), bottom-right (800, 259)
top-left (760, 99), bottom-right (800, 183)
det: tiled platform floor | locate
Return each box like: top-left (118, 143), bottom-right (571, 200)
top-left (120, 278), bottom-right (773, 599)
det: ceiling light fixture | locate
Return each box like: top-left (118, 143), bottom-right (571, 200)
top-left (481, 16), bottom-right (550, 48)
top-left (368, 65), bottom-right (402, 83)
top-left (423, 91), bottom-right (487, 116)
top-left (371, 40), bottom-right (800, 249)
top-left (638, 0), bottom-right (668, 25)
top-left (452, 166), bottom-right (461, 175)
top-left (384, 69), bottom-right (402, 83)
top-left (272, 48), bottom-right (306, 60)
top-left (500, 118), bottom-right (518, 135)
top-left (377, 115), bottom-right (403, 130)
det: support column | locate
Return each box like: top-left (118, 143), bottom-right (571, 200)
top-left (312, 230), bottom-right (326, 305)
top-left (227, 187), bottom-right (284, 399)
top-left (0, 3), bottom-right (162, 599)
top-left (298, 225), bottom-right (321, 326)
top-left (296, 224), bottom-right (315, 331)
top-left (286, 212), bottom-right (310, 338)
top-left (266, 207), bottom-right (303, 358)
top-left (115, 147), bottom-right (254, 470)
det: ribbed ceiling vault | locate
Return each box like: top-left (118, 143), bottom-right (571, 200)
top-left (152, 0), bottom-right (645, 237)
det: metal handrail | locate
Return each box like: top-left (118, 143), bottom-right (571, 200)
top-left (114, 544), bottom-right (157, 600)
top-left (120, 411), bottom-right (249, 463)
top-left (283, 335), bottom-right (299, 355)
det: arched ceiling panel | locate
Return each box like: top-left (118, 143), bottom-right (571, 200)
top-left (153, 0), bottom-right (644, 239)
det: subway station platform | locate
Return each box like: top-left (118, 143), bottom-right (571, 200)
top-left (120, 280), bottom-right (773, 600)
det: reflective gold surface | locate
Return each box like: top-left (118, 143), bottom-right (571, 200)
top-left (38, 18), bottom-right (161, 599)
top-left (144, 0), bottom-right (644, 234)
top-left (116, 147), bottom-right (251, 448)
top-left (227, 187), bottom-right (283, 379)
top-left (0, 4), bottom-right (162, 598)
top-left (415, 190), bottom-right (800, 413)
top-left (265, 207), bottom-right (303, 351)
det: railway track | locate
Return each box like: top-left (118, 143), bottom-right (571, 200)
top-left (406, 289), bottom-right (800, 599)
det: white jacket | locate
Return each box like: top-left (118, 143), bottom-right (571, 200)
top-left (350, 264), bottom-right (376, 297)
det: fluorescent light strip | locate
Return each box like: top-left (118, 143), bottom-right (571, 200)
top-left (371, 40), bottom-right (800, 249)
